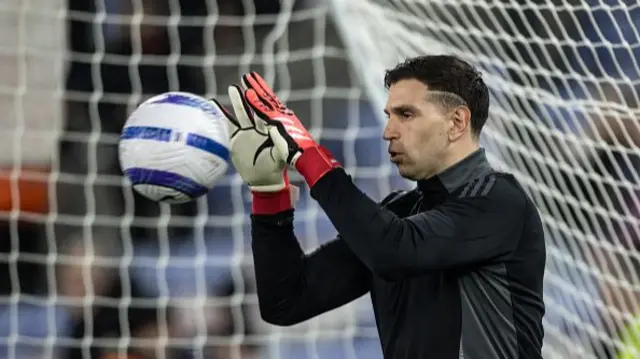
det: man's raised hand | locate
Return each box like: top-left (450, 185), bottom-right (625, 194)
top-left (210, 85), bottom-right (296, 214)
top-left (240, 72), bottom-right (341, 188)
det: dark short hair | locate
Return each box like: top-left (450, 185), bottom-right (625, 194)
top-left (384, 55), bottom-right (490, 137)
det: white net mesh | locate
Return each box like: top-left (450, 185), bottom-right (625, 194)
top-left (333, 0), bottom-right (640, 358)
top-left (2, 0), bottom-right (639, 358)
top-left (2, 0), bottom-right (401, 358)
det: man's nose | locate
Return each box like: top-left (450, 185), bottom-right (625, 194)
top-left (383, 123), bottom-right (398, 141)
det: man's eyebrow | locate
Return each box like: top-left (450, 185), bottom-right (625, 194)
top-left (385, 105), bottom-right (418, 114)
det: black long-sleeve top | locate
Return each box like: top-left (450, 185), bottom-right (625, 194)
top-left (251, 148), bottom-right (545, 359)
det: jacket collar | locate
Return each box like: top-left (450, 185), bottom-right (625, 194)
top-left (417, 148), bottom-right (493, 195)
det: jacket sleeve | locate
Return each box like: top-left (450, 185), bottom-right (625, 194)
top-left (251, 210), bottom-right (370, 326)
top-left (310, 169), bottom-right (526, 280)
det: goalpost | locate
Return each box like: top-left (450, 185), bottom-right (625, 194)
top-left (1, 0), bottom-right (639, 358)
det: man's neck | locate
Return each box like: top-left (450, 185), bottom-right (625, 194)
top-left (439, 141), bottom-right (481, 175)
top-left (417, 145), bottom-right (492, 194)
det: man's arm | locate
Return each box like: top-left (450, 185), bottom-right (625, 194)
top-left (310, 169), bottom-right (526, 280)
top-left (210, 80), bottom-right (372, 327)
top-left (235, 72), bottom-right (524, 280)
top-left (251, 210), bottom-right (370, 326)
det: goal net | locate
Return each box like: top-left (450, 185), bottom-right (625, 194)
top-left (1, 0), bottom-right (639, 358)
top-left (334, 0), bottom-right (640, 358)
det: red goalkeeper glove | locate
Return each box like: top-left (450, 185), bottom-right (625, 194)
top-left (240, 71), bottom-right (341, 188)
top-left (210, 85), bottom-right (298, 215)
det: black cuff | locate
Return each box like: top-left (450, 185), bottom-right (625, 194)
top-left (251, 209), bottom-right (295, 226)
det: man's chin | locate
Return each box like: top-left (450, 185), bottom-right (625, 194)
top-left (396, 165), bottom-right (419, 181)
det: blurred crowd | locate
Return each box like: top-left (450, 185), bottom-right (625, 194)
top-left (0, 0), bottom-right (638, 358)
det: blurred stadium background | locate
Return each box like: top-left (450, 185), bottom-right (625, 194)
top-left (0, 0), bottom-right (639, 358)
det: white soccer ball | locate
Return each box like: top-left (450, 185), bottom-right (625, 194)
top-left (118, 92), bottom-right (230, 204)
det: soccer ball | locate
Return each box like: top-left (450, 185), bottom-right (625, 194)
top-left (118, 92), bottom-right (230, 204)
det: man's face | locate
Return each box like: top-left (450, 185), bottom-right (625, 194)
top-left (383, 79), bottom-right (451, 180)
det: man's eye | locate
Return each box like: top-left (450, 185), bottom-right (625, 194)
top-left (401, 112), bottom-right (412, 118)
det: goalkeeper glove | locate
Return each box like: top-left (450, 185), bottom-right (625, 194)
top-left (210, 85), bottom-right (297, 214)
top-left (240, 72), bottom-right (341, 188)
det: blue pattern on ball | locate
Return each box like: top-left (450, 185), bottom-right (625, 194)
top-left (124, 168), bottom-right (210, 198)
top-left (144, 93), bottom-right (221, 118)
top-left (121, 126), bottom-right (229, 161)
top-left (121, 126), bottom-right (172, 141)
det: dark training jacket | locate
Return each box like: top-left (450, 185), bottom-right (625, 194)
top-left (251, 149), bottom-right (546, 359)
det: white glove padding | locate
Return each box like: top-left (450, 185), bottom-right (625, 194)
top-left (210, 85), bottom-right (288, 192)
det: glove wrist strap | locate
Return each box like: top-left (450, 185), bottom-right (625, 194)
top-left (295, 146), bottom-right (341, 188)
top-left (252, 187), bottom-right (295, 215)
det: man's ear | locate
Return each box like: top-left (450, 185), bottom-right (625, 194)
top-left (448, 106), bottom-right (472, 141)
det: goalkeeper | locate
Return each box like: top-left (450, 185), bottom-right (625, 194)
top-left (211, 55), bottom-right (546, 358)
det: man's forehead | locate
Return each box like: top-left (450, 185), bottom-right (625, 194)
top-left (388, 79), bottom-right (429, 95)
top-left (385, 81), bottom-right (427, 107)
